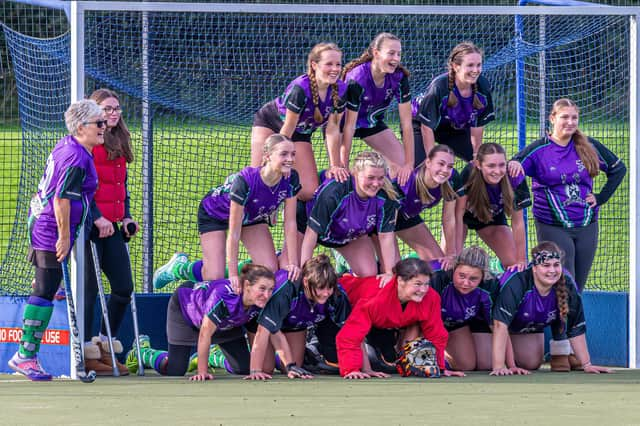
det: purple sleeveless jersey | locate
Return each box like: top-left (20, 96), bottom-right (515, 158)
top-left (201, 166), bottom-right (300, 225)
top-left (275, 74), bottom-right (347, 135)
top-left (28, 135), bottom-right (98, 251)
top-left (344, 61), bottom-right (410, 129)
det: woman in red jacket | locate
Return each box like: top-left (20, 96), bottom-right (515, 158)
top-left (82, 88), bottom-right (139, 376)
top-left (336, 257), bottom-right (464, 379)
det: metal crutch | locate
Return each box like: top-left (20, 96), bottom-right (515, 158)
top-left (89, 234), bottom-right (120, 377)
top-left (122, 222), bottom-right (144, 376)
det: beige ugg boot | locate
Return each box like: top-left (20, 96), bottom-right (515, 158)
top-left (84, 340), bottom-right (113, 376)
top-left (91, 336), bottom-right (129, 376)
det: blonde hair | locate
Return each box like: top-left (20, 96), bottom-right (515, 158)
top-left (350, 151), bottom-right (398, 200)
top-left (446, 41), bottom-right (484, 110)
top-left (454, 246), bottom-right (489, 279)
top-left (464, 142), bottom-right (514, 224)
top-left (307, 43), bottom-right (342, 125)
top-left (341, 32), bottom-right (410, 79)
top-left (261, 134), bottom-right (292, 166)
top-left (549, 98), bottom-right (599, 178)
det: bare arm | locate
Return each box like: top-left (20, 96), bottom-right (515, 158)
top-left (441, 200), bottom-right (457, 258)
top-left (283, 197), bottom-right (300, 280)
top-left (340, 109), bottom-right (358, 168)
top-left (377, 232), bottom-right (398, 275)
top-left (420, 124), bottom-right (436, 160)
top-left (510, 209), bottom-right (528, 271)
top-left (398, 102), bottom-right (415, 169)
top-left (190, 316), bottom-right (217, 380)
top-left (300, 228), bottom-right (319, 269)
top-left (280, 109), bottom-right (300, 139)
top-left (53, 196), bottom-right (71, 262)
top-left (490, 320), bottom-right (511, 375)
top-left (226, 201), bottom-right (244, 291)
top-left (246, 325), bottom-right (273, 380)
top-left (470, 127), bottom-right (484, 159)
top-left (570, 334), bottom-right (612, 374)
top-left (454, 195), bottom-right (468, 255)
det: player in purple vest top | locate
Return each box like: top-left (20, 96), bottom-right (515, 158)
top-left (456, 143), bottom-right (531, 272)
top-left (125, 264), bottom-right (276, 379)
top-left (341, 32), bottom-right (414, 187)
top-left (512, 98), bottom-right (626, 291)
top-left (412, 41), bottom-right (495, 164)
top-left (391, 144), bottom-right (460, 269)
top-left (429, 247), bottom-right (499, 371)
top-left (245, 255), bottom-right (351, 380)
top-left (9, 99), bottom-right (104, 381)
top-left (491, 241), bottom-right (612, 375)
top-left (152, 134), bottom-right (301, 292)
top-left (296, 151), bottom-right (400, 279)
top-left (251, 43), bottom-right (349, 201)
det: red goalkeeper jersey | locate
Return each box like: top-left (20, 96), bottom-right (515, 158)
top-left (336, 274), bottom-right (448, 376)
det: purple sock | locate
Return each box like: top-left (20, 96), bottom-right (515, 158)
top-left (223, 358), bottom-right (233, 374)
top-left (192, 260), bottom-right (204, 282)
top-left (154, 352), bottom-right (169, 375)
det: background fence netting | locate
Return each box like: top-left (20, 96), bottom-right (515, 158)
top-left (0, 6), bottom-right (630, 294)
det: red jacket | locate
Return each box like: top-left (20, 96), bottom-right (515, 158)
top-left (336, 274), bottom-right (448, 376)
top-left (93, 144), bottom-right (127, 222)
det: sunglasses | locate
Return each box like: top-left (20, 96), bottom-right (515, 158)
top-left (83, 120), bottom-right (108, 128)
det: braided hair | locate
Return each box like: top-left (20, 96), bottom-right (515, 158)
top-left (307, 43), bottom-right (343, 125)
top-left (341, 32), bottom-right (410, 80)
top-left (531, 241), bottom-right (569, 321)
top-left (549, 98), bottom-right (599, 178)
top-left (446, 42), bottom-right (484, 110)
top-left (464, 142), bottom-right (514, 224)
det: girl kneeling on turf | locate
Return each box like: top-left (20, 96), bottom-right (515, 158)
top-left (491, 241), bottom-right (612, 375)
top-left (294, 151), bottom-right (400, 278)
top-left (153, 134), bottom-right (301, 291)
top-left (336, 257), bottom-right (465, 379)
top-left (391, 144), bottom-right (460, 268)
top-left (245, 254), bottom-right (351, 380)
top-left (127, 264), bottom-right (275, 380)
top-left (429, 246), bottom-right (500, 371)
top-left (455, 142), bottom-right (531, 272)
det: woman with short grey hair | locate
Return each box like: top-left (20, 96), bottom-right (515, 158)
top-left (8, 99), bottom-right (105, 381)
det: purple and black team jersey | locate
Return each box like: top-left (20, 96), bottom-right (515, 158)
top-left (513, 136), bottom-right (626, 228)
top-left (394, 166), bottom-right (462, 220)
top-left (258, 272), bottom-right (351, 332)
top-left (412, 73), bottom-right (495, 133)
top-left (28, 135), bottom-right (98, 252)
top-left (457, 162), bottom-right (531, 221)
top-left (306, 176), bottom-right (399, 246)
top-left (275, 74), bottom-right (347, 135)
top-left (176, 270), bottom-right (288, 331)
top-left (493, 268), bottom-right (585, 339)
top-left (201, 167), bottom-right (301, 225)
top-left (430, 269), bottom-right (499, 331)
top-left (344, 61), bottom-right (410, 129)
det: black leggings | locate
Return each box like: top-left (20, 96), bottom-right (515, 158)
top-left (84, 223), bottom-right (134, 341)
top-left (166, 337), bottom-right (251, 376)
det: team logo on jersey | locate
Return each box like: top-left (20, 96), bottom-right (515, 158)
top-left (385, 88), bottom-right (395, 100)
top-left (564, 183), bottom-right (583, 206)
top-left (576, 159), bottom-right (585, 173)
top-left (366, 214), bottom-right (376, 229)
top-left (464, 306), bottom-right (477, 320)
top-left (546, 310), bottom-right (557, 323)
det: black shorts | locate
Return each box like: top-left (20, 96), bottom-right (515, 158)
top-left (463, 210), bottom-right (508, 231)
top-left (253, 101), bottom-right (312, 143)
top-left (244, 317), bottom-right (309, 334)
top-left (354, 122), bottom-right (388, 139)
top-left (28, 248), bottom-right (60, 269)
top-left (447, 319), bottom-right (492, 334)
top-left (395, 213), bottom-right (424, 232)
top-left (412, 120), bottom-right (474, 163)
top-left (198, 200), bottom-right (267, 234)
top-left (167, 282), bottom-right (248, 346)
